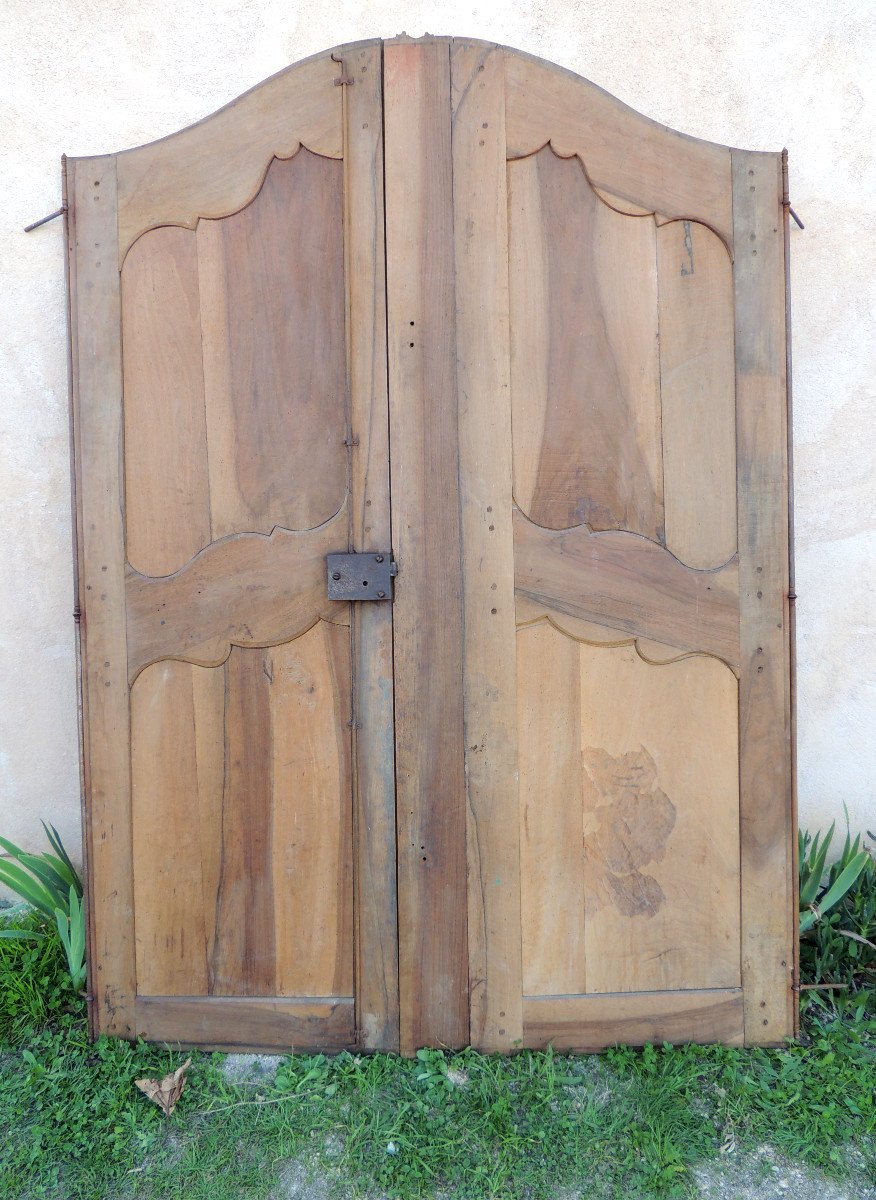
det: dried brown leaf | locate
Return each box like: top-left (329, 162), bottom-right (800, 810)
top-left (135, 1057), bottom-right (192, 1116)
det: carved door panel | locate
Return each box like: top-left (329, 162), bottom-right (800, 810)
top-left (68, 37), bottom-right (794, 1055)
top-left (67, 44), bottom-right (399, 1052)
top-left (435, 41), bottom-right (794, 1053)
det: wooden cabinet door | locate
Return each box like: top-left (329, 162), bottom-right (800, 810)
top-left (69, 36), bottom-right (794, 1054)
top-left (67, 44), bottom-right (399, 1052)
top-left (431, 40), bottom-right (795, 1053)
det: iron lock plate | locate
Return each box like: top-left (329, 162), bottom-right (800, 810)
top-left (326, 552), bottom-right (397, 601)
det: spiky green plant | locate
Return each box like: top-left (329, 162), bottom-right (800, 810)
top-left (0, 822), bottom-right (85, 990)
top-left (799, 818), bottom-right (871, 934)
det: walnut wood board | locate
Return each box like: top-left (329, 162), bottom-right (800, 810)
top-left (68, 43), bottom-right (395, 1052)
top-left (384, 39), bottom-right (469, 1053)
top-left (67, 36), bottom-right (794, 1054)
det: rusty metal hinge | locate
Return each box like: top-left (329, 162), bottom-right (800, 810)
top-left (331, 52), bottom-right (354, 87)
top-left (327, 552), bottom-right (397, 601)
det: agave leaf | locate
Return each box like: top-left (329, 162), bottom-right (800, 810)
top-left (39, 852), bottom-right (81, 896)
top-left (800, 832), bottom-right (831, 906)
top-left (54, 887), bottom-right (86, 990)
top-left (0, 836), bottom-right (65, 891)
top-left (41, 822), bottom-right (80, 884)
top-left (818, 851), bottom-right (870, 915)
top-left (0, 860), bottom-right (55, 917)
top-left (799, 908), bottom-right (818, 933)
top-left (0, 846), bottom-right (69, 909)
top-left (805, 829), bottom-right (821, 872)
top-left (0, 928), bottom-right (47, 941)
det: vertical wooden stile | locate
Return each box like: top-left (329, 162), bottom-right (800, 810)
top-left (345, 42), bottom-right (400, 1051)
top-left (67, 156), bottom-right (135, 1037)
top-left (450, 42), bottom-right (523, 1051)
top-left (732, 149), bottom-right (795, 1044)
top-left (384, 38), bottom-right (469, 1053)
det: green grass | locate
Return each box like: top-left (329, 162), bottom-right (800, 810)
top-left (1, 908), bottom-right (874, 1199)
top-left (0, 1008), bottom-right (874, 1198)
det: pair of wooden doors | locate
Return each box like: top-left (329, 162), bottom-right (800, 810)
top-left (67, 37), bottom-right (795, 1054)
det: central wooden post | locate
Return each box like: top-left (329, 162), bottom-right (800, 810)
top-left (384, 38), bottom-right (469, 1052)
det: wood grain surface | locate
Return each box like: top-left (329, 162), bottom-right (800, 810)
top-left (657, 220), bottom-right (737, 570)
top-left (116, 49), bottom-right (347, 254)
top-left (733, 150), bottom-right (795, 1044)
top-left (523, 989), bottom-right (744, 1051)
top-left (518, 626), bottom-right (740, 997)
top-left (70, 36), bottom-right (793, 1054)
top-left (67, 155), bottom-right (136, 1038)
top-left (132, 625), bottom-right (353, 1000)
top-left (508, 147), bottom-right (663, 538)
top-left (344, 43), bottom-right (400, 1052)
top-left (384, 38), bottom-right (469, 1054)
top-left (451, 41), bottom-right (523, 1052)
top-left (503, 49), bottom-right (734, 246)
top-left (122, 149), bottom-right (347, 577)
top-left (125, 511), bottom-right (347, 679)
top-left (513, 509), bottom-right (740, 669)
top-left (134, 996), bottom-right (354, 1052)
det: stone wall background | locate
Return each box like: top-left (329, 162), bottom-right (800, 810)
top-left (1, 0), bottom-right (873, 870)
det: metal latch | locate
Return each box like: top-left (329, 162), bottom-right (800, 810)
top-left (326, 552), bottom-right (397, 601)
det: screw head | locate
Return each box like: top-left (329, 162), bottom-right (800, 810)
top-left (375, 555), bottom-right (384, 563)
top-left (377, 590), bottom-right (386, 598)
top-left (332, 571), bottom-right (341, 580)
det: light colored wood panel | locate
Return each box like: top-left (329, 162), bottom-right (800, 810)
top-left (732, 150), bottom-right (795, 1044)
top-left (122, 227), bottom-right (211, 576)
top-left (125, 508), bottom-right (346, 679)
top-left (522, 989), bottom-right (743, 1050)
top-left (516, 597), bottom-right (701, 666)
top-left (451, 41), bottom-right (522, 1052)
top-left (191, 663), bottom-right (226, 968)
top-left (658, 220), bottom-right (737, 569)
top-left (517, 624), bottom-right (587, 996)
top-left (577, 643), bottom-right (740, 993)
top-left (131, 661), bottom-right (223, 994)
top-left (271, 623), bottom-right (353, 998)
top-left (345, 44), bottom-right (399, 1052)
top-left (116, 50), bottom-right (347, 254)
top-left (134, 996), bottom-right (354, 1051)
top-left (503, 51), bottom-right (734, 246)
top-left (210, 647), bottom-right (275, 996)
top-left (67, 156), bottom-right (135, 1037)
top-left (385, 39), bottom-right (469, 1053)
top-left (513, 509), bottom-right (740, 668)
top-left (197, 152), bottom-right (347, 539)
top-left (508, 147), bottom-right (662, 537)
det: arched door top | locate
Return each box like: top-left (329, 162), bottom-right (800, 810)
top-left (97, 36), bottom-right (755, 260)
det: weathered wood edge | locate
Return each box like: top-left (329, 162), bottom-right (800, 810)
top-left (67, 155), bottom-right (136, 1038)
top-left (523, 988), bottom-right (744, 1050)
top-left (732, 149), bottom-right (795, 1045)
top-left (66, 35), bottom-right (753, 167)
top-left (513, 511), bottom-right (741, 670)
top-left (62, 154), bottom-right (95, 1038)
top-left (781, 149), bottom-right (800, 1037)
top-left (385, 39), bottom-right (470, 1054)
top-left (385, 35), bottom-right (753, 157)
top-left (451, 41), bottom-right (524, 1052)
top-left (67, 39), bottom-right (382, 163)
top-left (346, 42), bottom-right (400, 1053)
top-left (134, 996), bottom-right (355, 1051)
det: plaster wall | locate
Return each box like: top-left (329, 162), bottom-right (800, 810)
top-left (1, 0), bottom-right (873, 871)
